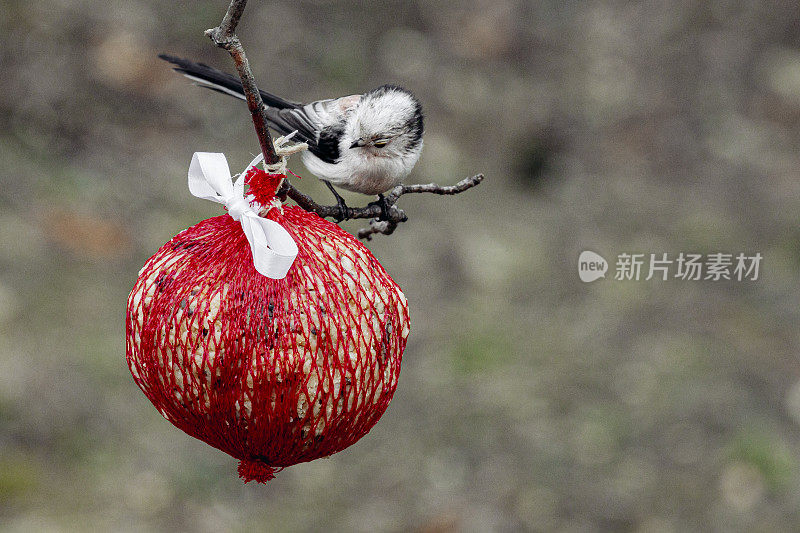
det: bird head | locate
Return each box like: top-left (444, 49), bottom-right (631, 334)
top-left (346, 85), bottom-right (424, 158)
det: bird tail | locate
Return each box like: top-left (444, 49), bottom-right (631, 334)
top-left (158, 54), bottom-right (301, 110)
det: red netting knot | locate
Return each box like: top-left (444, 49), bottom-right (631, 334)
top-left (245, 167), bottom-right (284, 206)
top-left (238, 459), bottom-right (279, 483)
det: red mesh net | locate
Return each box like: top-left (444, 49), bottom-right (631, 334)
top-left (125, 170), bottom-right (410, 483)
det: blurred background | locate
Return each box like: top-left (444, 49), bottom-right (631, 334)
top-left (3, 0), bottom-right (800, 531)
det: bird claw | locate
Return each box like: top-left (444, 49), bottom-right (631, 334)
top-left (335, 196), bottom-right (349, 222)
top-left (324, 181), bottom-right (349, 222)
top-left (368, 194), bottom-right (391, 220)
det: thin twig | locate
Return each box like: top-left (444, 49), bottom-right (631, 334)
top-left (279, 173), bottom-right (482, 212)
top-left (205, 0), bottom-right (278, 165)
top-left (392, 174), bottom-right (486, 198)
top-left (276, 174), bottom-right (483, 240)
top-left (357, 174), bottom-right (484, 239)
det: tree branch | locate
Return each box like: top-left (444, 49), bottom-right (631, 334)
top-left (205, 0), bottom-right (278, 165)
top-left (274, 174), bottom-right (484, 240)
top-left (204, 0), bottom-right (484, 240)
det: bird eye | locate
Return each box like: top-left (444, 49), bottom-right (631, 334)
top-left (373, 140), bottom-right (389, 148)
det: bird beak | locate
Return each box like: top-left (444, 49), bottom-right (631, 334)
top-left (349, 139), bottom-right (364, 149)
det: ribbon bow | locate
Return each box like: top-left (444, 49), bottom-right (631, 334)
top-left (188, 152), bottom-right (298, 279)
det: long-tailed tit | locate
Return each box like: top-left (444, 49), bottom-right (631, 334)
top-left (160, 55), bottom-right (424, 218)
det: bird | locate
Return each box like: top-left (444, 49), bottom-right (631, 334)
top-left (159, 55), bottom-right (424, 220)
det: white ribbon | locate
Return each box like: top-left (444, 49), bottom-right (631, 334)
top-left (188, 152), bottom-right (298, 279)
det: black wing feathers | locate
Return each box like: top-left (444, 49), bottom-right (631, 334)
top-left (267, 108), bottom-right (322, 155)
top-left (159, 54), bottom-right (339, 161)
top-left (316, 123), bottom-right (345, 163)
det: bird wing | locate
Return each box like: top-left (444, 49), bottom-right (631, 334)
top-left (269, 96), bottom-right (360, 163)
top-left (159, 55), bottom-right (362, 164)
